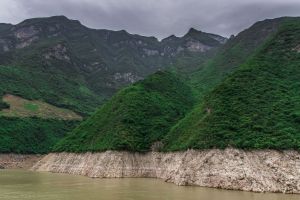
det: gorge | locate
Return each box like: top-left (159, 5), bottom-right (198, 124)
top-left (0, 14), bottom-right (300, 198)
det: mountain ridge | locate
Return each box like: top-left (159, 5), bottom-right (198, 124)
top-left (3, 15), bottom-right (227, 44)
top-left (53, 16), bottom-right (300, 152)
top-left (0, 15), bottom-right (226, 154)
top-left (165, 17), bottom-right (300, 151)
top-left (0, 15), bottom-right (226, 114)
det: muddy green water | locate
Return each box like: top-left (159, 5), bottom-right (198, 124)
top-left (0, 170), bottom-right (298, 200)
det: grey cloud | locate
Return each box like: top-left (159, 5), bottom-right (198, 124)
top-left (1, 0), bottom-right (300, 39)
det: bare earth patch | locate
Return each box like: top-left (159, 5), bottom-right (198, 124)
top-left (0, 94), bottom-right (82, 120)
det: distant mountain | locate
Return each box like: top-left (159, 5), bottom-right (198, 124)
top-left (54, 17), bottom-right (296, 152)
top-left (0, 15), bottom-right (226, 115)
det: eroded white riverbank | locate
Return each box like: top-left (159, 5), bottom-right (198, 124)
top-left (0, 154), bottom-right (42, 169)
top-left (32, 148), bottom-right (300, 193)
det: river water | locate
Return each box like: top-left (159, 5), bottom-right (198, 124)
top-left (0, 170), bottom-right (298, 200)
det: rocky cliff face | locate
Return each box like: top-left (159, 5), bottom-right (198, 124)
top-left (0, 154), bottom-right (42, 169)
top-left (32, 148), bottom-right (300, 194)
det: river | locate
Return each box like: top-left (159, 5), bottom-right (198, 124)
top-left (0, 170), bottom-right (298, 200)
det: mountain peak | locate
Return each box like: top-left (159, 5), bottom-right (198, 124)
top-left (161, 34), bottom-right (179, 42)
top-left (48, 15), bottom-right (69, 20)
top-left (17, 15), bottom-right (82, 27)
top-left (182, 27), bottom-right (227, 47)
top-left (183, 27), bottom-right (207, 39)
top-left (185, 27), bottom-right (202, 36)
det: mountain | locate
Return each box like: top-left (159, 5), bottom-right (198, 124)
top-left (53, 17), bottom-right (294, 152)
top-left (54, 71), bottom-right (195, 152)
top-left (188, 17), bottom-right (284, 99)
top-left (164, 17), bottom-right (300, 151)
top-left (0, 16), bottom-right (226, 153)
top-left (0, 16), bottom-right (226, 115)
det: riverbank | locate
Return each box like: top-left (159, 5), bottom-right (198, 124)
top-left (32, 148), bottom-right (300, 194)
top-left (0, 154), bottom-right (43, 169)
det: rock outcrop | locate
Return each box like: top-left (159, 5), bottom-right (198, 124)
top-left (32, 148), bottom-right (300, 193)
top-left (0, 154), bottom-right (43, 169)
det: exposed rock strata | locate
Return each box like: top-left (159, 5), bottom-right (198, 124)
top-left (32, 148), bottom-right (300, 194)
top-left (0, 154), bottom-right (43, 169)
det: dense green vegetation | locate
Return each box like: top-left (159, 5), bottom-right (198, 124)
top-left (53, 17), bottom-right (297, 153)
top-left (2, 16), bottom-right (299, 154)
top-left (0, 101), bottom-right (9, 110)
top-left (188, 18), bottom-right (283, 99)
top-left (0, 65), bottom-right (101, 115)
top-left (164, 19), bottom-right (300, 150)
top-left (54, 71), bottom-right (195, 152)
top-left (0, 16), bottom-right (226, 154)
top-left (0, 117), bottom-right (78, 153)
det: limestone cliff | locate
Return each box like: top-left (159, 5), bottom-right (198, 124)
top-left (32, 148), bottom-right (300, 194)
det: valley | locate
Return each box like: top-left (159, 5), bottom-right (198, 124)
top-left (0, 14), bottom-right (300, 196)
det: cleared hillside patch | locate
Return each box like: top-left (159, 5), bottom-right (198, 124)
top-left (0, 94), bottom-right (82, 120)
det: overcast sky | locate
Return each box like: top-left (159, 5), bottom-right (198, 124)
top-left (1, 0), bottom-right (300, 39)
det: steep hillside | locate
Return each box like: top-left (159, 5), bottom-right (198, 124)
top-left (54, 71), bottom-right (195, 152)
top-left (188, 18), bottom-right (284, 99)
top-left (0, 65), bottom-right (99, 115)
top-left (0, 16), bottom-right (225, 154)
top-left (0, 16), bottom-right (225, 114)
top-left (0, 117), bottom-right (77, 153)
top-left (53, 17), bottom-right (293, 153)
top-left (165, 18), bottom-right (300, 151)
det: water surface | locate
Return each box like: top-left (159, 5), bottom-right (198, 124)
top-left (0, 170), bottom-right (298, 200)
